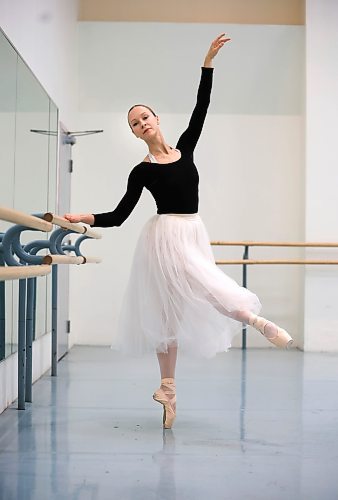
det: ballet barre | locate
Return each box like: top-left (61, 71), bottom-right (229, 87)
top-left (0, 205), bottom-right (52, 232)
top-left (215, 259), bottom-right (338, 265)
top-left (24, 221), bottom-right (101, 380)
top-left (43, 212), bottom-right (101, 239)
top-left (211, 240), bottom-right (338, 349)
top-left (0, 206), bottom-right (102, 410)
top-left (42, 254), bottom-right (102, 265)
top-left (0, 207), bottom-right (56, 409)
top-left (211, 241), bottom-right (338, 247)
top-left (0, 265), bottom-right (51, 281)
top-left (39, 223), bottom-right (101, 380)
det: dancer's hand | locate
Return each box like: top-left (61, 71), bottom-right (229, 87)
top-left (204, 33), bottom-right (230, 67)
top-left (64, 213), bottom-right (94, 225)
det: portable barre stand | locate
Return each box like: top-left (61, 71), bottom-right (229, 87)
top-left (0, 206), bottom-right (101, 410)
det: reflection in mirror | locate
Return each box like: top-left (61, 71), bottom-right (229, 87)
top-left (0, 27), bottom-right (16, 208)
top-left (0, 27), bottom-right (58, 361)
top-left (0, 29), bottom-right (17, 361)
top-left (15, 56), bottom-right (51, 343)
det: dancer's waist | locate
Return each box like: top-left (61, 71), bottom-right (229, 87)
top-left (158, 213), bottom-right (199, 221)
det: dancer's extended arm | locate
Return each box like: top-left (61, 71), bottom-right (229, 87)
top-left (176, 33), bottom-right (230, 154)
top-left (65, 165), bottom-right (144, 227)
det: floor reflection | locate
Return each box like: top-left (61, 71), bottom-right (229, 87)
top-left (153, 429), bottom-right (176, 500)
top-left (240, 348), bottom-right (247, 444)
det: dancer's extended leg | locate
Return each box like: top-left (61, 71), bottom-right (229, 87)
top-left (223, 308), bottom-right (293, 348)
top-left (204, 291), bottom-right (293, 348)
top-left (154, 344), bottom-right (177, 429)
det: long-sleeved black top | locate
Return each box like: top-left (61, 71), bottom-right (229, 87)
top-left (92, 67), bottom-right (214, 227)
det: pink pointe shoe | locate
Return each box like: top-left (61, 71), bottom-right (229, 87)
top-left (153, 378), bottom-right (176, 429)
top-left (249, 315), bottom-right (294, 349)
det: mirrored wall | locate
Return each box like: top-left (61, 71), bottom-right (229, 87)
top-left (0, 28), bottom-right (58, 361)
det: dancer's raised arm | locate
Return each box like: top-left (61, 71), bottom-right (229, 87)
top-left (176, 33), bottom-right (230, 154)
top-left (203, 33), bottom-right (230, 68)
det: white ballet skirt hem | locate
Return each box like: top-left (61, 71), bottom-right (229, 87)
top-left (112, 213), bottom-right (261, 358)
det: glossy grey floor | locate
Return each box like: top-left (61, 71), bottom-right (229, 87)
top-left (0, 347), bottom-right (338, 500)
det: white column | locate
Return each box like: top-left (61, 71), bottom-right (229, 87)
top-left (304, 0), bottom-right (338, 351)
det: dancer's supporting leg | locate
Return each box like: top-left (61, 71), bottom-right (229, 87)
top-left (157, 344), bottom-right (177, 380)
top-left (153, 344), bottom-right (177, 429)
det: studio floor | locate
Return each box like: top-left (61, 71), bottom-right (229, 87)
top-left (0, 346), bottom-right (337, 500)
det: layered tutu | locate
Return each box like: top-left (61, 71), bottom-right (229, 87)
top-left (113, 214), bottom-right (261, 358)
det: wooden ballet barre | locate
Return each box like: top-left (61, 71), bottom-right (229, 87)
top-left (42, 255), bottom-right (102, 265)
top-left (211, 241), bottom-right (338, 247)
top-left (43, 255), bottom-right (85, 265)
top-left (216, 259), bottom-right (338, 265)
top-left (0, 205), bottom-right (52, 232)
top-left (81, 256), bottom-right (102, 264)
top-left (0, 265), bottom-right (51, 281)
top-left (43, 213), bottom-right (102, 239)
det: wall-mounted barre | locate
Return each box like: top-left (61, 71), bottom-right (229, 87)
top-left (81, 256), bottom-right (102, 264)
top-left (211, 241), bottom-right (338, 247)
top-left (0, 205), bottom-right (52, 232)
top-left (43, 213), bottom-right (101, 239)
top-left (0, 265), bottom-right (51, 281)
top-left (212, 241), bottom-right (338, 265)
top-left (216, 259), bottom-right (338, 265)
top-left (211, 240), bottom-right (338, 350)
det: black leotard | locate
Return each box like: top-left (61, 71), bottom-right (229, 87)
top-left (92, 67), bottom-right (214, 227)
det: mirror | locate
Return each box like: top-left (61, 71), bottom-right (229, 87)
top-left (0, 28), bottom-right (17, 359)
top-left (0, 27), bottom-right (58, 361)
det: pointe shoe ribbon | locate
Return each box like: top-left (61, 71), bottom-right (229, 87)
top-left (153, 378), bottom-right (176, 429)
top-left (249, 315), bottom-right (294, 349)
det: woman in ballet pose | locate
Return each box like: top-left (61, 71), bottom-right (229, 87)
top-left (65, 34), bottom-right (293, 429)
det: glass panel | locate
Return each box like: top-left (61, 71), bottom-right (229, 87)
top-left (14, 56), bottom-right (51, 342)
top-left (0, 28), bottom-right (59, 360)
top-left (0, 30), bottom-right (17, 361)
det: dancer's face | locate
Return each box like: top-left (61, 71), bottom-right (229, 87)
top-left (128, 106), bottom-right (159, 140)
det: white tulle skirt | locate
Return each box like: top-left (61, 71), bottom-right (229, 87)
top-left (113, 214), bottom-right (261, 358)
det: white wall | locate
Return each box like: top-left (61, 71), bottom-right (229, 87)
top-left (304, 0), bottom-right (338, 351)
top-left (0, 0), bottom-right (79, 126)
top-left (71, 22), bottom-right (304, 348)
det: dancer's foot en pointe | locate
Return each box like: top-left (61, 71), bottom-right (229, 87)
top-left (249, 314), bottom-right (293, 348)
top-left (153, 378), bottom-right (176, 429)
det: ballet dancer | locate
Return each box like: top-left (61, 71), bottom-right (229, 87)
top-left (65, 33), bottom-right (293, 429)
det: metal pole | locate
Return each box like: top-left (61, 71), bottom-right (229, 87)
top-left (242, 245), bottom-right (249, 350)
top-left (32, 277), bottom-right (37, 340)
top-left (0, 237), bottom-right (6, 360)
top-left (0, 279), bottom-right (5, 360)
top-left (25, 278), bottom-right (34, 402)
top-left (18, 278), bottom-right (27, 410)
top-left (51, 265), bottom-right (58, 376)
